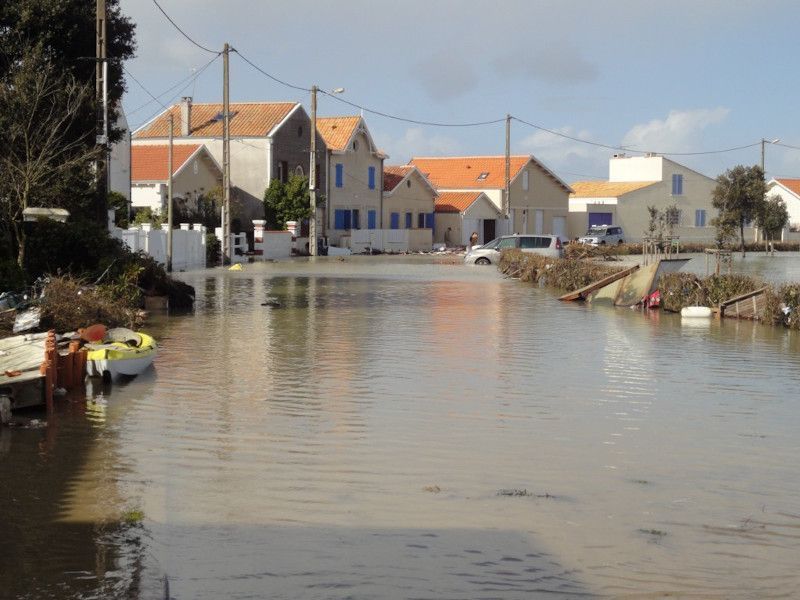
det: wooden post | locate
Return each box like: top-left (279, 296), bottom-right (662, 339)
top-left (41, 330), bottom-right (57, 412)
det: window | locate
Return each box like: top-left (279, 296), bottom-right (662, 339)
top-left (417, 213), bottom-right (425, 228)
top-left (278, 161), bottom-right (288, 183)
top-left (334, 209), bottom-right (346, 230)
top-left (425, 212), bottom-right (435, 229)
top-left (297, 125), bottom-right (303, 137)
top-left (335, 209), bottom-right (361, 230)
top-left (352, 140), bottom-right (359, 151)
top-left (368, 210), bottom-right (377, 229)
top-left (483, 239), bottom-right (501, 249)
top-left (368, 166), bottom-right (376, 190)
top-left (295, 165), bottom-right (304, 176)
top-left (667, 209), bottom-right (682, 226)
top-left (522, 170), bottom-right (529, 191)
top-left (335, 163), bottom-right (344, 188)
top-left (695, 209), bottom-right (707, 227)
top-left (477, 172), bottom-right (489, 181)
top-left (519, 236), bottom-right (549, 249)
top-left (671, 173), bottom-right (683, 196)
top-left (315, 163), bottom-right (321, 187)
top-left (405, 212), bottom-right (412, 228)
top-left (498, 237), bottom-right (517, 249)
top-left (390, 212), bottom-right (400, 229)
top-left (406, 179), bottom-right (411, 188)
top-left (343, 210), bottom-right (352, 230)
top-left (352, 209), bottom-right (360, 229)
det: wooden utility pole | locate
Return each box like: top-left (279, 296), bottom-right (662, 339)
top-left (504, 114), bottom-right (511, 223)
top-left (167, 113), bottom-right (174, 272)
top-left (96, 0), bottom-right (108, 225)
top-left (222, 43), bottom-right (231, 265)
top-left (309, 85), bottom-right (318, 256)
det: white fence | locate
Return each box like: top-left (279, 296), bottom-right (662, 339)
top-left (252, 220), bottom-right (293, 259)
top-left (215, 228), bottom-right (248, 264)
top-left (341, 229), bottom-right (432, 253)
top-left (112, 222), bottom-right (207, 270)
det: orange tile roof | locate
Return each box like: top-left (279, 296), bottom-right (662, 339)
top-left (383, 165), bottom-right (413, 192)
top-left (131, 144), bottom-right (204, 181)
top-left (410, 155), bottom-right (541, 190)
top-left (435, 191), bottom-right (485, 213)
top-left (775, 178), bottom-right (800, 197)
top-left (570, 180), bottom-right (658, 198)
top-left (316, 116), bottom-right (361, 151)
top-left (134, 102), bottom-right (298, 138)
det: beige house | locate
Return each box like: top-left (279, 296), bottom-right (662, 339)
top-left (131, 144), bottom-right (222, 215)
top-left (569, 154), bottom-right (718, 242)
top-left (382, 165), bottom-right (437, 227)
top-left (316, 116), bottom-right (384, 244)
top-left (434, 192), bottom-right (500, 246)
top-left (133, 97), bottom-right (327, 228)
top-left (409, 155), bottom-right (572, 244)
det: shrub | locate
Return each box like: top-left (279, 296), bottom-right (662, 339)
top-left (499, 249), bottom-right (623, 291)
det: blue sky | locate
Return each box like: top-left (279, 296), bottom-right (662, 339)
top-left (120, 0), bottom-right (800, 183)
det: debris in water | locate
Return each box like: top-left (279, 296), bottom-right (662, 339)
top-left (422, 485), bottom-right (441, 494)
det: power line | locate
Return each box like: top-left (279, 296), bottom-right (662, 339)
top-left (233, 49), bottom-right (311, 93)
top-left (151, 0), bottom-right (219, 54)
top-left (511, 116), bottom-right (631, 152)
top-left (126, 59), bottom-right (216, 117)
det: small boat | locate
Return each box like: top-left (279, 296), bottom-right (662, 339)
top-left (85, 328), bottom-right (157, 379)
top-left (681, 306), bottom-right (713, 318)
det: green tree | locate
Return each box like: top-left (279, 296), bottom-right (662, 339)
top-left (711, 165), bottom-right (766, 257)
top-left (263, 175), bottom-right (311, 230)
top-left (757, 195), bottom-right (789, 241)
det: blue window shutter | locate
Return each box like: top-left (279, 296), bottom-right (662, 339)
top-left (405, 212), bottom-right (412, 228)
top-left (343, 210), bottom-right (351, 230)
top-left (425, 212), bottom-right (435, 229)
top-left (672, 174), bottom-right (683, 195)
top-left (368, 166), bottom-right (375, 190)
top-left (334, 209), bottom-right (345, 230)
top-left (390, 213), bottom-right (399, 229)
top-left (335, 164), bottom-right (343, 188)
top-left (368, 210), bottom-right (376, 229)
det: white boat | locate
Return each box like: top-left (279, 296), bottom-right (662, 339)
top-left (86, 328), bottom-right (157, 379)
top-left (681, 306), bottom-right (713, 318)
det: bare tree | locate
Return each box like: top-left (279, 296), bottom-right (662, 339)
top-left (0, 48), bottom-right (99, 267)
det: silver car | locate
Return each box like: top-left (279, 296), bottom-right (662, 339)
top-left (465, 234), bottom-right (564, 265)
top-left (578, 225), bottom-right (625, 246)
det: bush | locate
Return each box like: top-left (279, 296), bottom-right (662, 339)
top-left (499, 249), bottom-right (624, 291)
top-left (658, 272), bottom-right (764, 312)
top-left (39, 275), bottom-right (141, 332)
top-left (0, 258), bottom-right (25, 292)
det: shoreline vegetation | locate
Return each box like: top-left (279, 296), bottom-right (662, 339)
top-left (498, 249), bottom-right (800, 330)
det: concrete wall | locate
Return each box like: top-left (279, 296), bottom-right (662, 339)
top-left (132, 183), bottom-right (165, 213)
top-left (382, 171), bottom-right (436, 235)
top-left (609, 155), bottom-right (664, 182)
top-left (326, 130), bottom-right (383, 244)
top-left (112, 223), bottom-right (206, 270)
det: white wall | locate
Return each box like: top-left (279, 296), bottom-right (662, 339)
top-left (767, 184), bottom-right (800, 229)
top-left (609, 156), bottom-right (664, 182)
top-left (110, 108), bottom-right (131, 204)
top-left (132, 183), bottom-right (165, 212)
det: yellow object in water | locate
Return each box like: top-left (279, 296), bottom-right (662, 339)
top-left (229, 264), bottom-right (243, 271)
top-left (86, 331), bottom-right (157, 379)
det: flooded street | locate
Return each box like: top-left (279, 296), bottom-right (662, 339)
top-left (2, 256), bottom-right (800, 599)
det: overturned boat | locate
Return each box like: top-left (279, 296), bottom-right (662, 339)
top-left (85, 328), bottom-right (157, 380)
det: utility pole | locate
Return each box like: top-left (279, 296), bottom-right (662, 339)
top-left (309, 85), bottom-right (318, 256)
top-left (504, 114), bottom-right (511, 225)
top-left (167, 113), bottom-right (174, 272)
top-left (222, 43), bottom-right (231, 265)
top-left (96, 0), bottom-right (108, 226)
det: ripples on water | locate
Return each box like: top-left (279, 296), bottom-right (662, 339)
top-left (2, 256), bottom-right (800, 599)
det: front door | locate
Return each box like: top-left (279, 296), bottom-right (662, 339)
top-left (482, 219), bottom-right (496, 243)
top-left (534, 210), bottom-right (544, 234)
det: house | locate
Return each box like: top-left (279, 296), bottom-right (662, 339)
top-left (409, 155), bottom-right (572, 245)
top-left (133, 97), bottom-right (327, 228)
top-left (568, 154), bottom-right (718, 242)
top-left (766, 178), bottom-right (800, 230)
top-left (433, 192), bottom-right (501, 246)
top-left (131, 144), bottom-right (222, 215)
top-left (315, 116), bottom-right (384, 244)
top-left (382, 165), bottom-right (437, 250)
top-left (109, 103), bottom-right (131, 207)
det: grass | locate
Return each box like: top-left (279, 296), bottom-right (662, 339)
top-left (121, 508), bottom-right (145, 525)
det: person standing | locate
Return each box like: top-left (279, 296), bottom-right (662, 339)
top-left (468, 231), bottom-right (479, 252)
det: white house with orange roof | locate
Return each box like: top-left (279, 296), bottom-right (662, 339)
top-left (316, 115), bottom-right (384, 245)
top-left (409, 155), bottom-right (572, 243)
top-left (433, 192), bottom-right (500, 246)
top-left (133, 97), bottom-right (327, 227)
top-left (131, 144), bottom-right (222, 215)
top-left (767, 178), bottom-right (800, 230)
top-left (569, 154), bottom-right (718, 242)
top-left (382, 165), bottom-right (437, 250)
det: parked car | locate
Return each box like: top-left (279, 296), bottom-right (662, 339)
top-left (465, 234), bottom-right (563, 265)
top-left (578, 225), bottom-right (625, 246)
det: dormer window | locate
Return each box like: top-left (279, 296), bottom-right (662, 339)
top-left (477, 172), bottom-right (489, 181)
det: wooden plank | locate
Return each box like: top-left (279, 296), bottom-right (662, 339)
top-left (558, 264), bottom-right (639, 302)
top-left (720, 286), bottom-right (769, 309)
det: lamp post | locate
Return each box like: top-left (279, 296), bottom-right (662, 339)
top-left (309, 86), bottom-right (344, 256)
top-left (761, 138), bottom-right (780, 174)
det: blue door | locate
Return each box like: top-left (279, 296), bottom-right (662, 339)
top-left (390, 213), bottom-right (400, 229)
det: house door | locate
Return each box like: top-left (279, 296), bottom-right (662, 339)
top-left (534, 210), bottom-right (544, 234)
top-left (552, 216), bottom-right (566, 240)
top-left (482, 219), bottom-right (496, 243)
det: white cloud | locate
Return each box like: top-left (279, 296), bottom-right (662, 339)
top-left (518, 126), bottom-right (609, 180)
top-left (621, 108), bottom-right (730, 153)
top-left (374, 127), bottom-right (462, 163)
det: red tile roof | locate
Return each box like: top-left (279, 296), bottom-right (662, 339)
top-left (131, 144), bottom-right (203, 181)
top-left (435, 191), bottom-right (485, 213)
top-left (134, 102), bottom-right (298, 138)
top-left (383, 165), bottom-right (413, 192)
top-left (316, 116), bottom-right (361, 151)
top-left (410, 155), bottom-right (535, 190)
top-left (775, 178), bottom-right (800, 197)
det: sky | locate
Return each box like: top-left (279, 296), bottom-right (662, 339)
top-left (120, 0), bottom-right (800, 184)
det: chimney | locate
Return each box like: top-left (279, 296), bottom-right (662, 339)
top-left (180, 96), bottom-right (192, 136)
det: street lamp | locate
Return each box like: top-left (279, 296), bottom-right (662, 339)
top-left (761, 138), bottom-right (780, 174)
top-left (309, 86), bottom-right (345, 256)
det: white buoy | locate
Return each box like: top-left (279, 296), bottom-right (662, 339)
top-left (681, 306), bottom-right (712, 318)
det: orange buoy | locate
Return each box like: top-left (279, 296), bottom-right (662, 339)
top-left (80, 323), bottom-right (107, 343)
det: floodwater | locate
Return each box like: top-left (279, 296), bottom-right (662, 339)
top-left (2, 255), bottom-right (800, 599)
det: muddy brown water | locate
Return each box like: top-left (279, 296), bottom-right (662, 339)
top-left (2, 256), bottom-right (800, 599)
